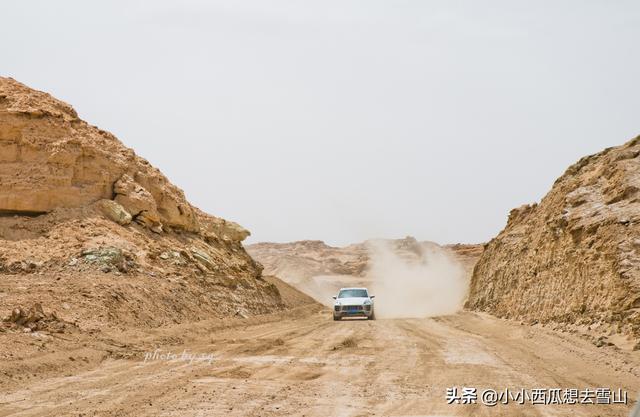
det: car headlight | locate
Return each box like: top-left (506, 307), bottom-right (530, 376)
top-left (363, 300), bottom-right (372, 305)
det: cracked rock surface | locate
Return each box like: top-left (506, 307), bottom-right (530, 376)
top-left (467, 136), bottom-right (640, 345)
top-left (0, 77), bottom-right (198, 232)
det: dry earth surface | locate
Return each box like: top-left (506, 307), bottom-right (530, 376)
top-left (1, 306), bottom-right (638, 417)
top-left (1, 79), bottom-right (639, 416)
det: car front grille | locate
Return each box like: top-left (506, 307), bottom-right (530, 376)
top-left (341, 305), bottom-right (363, 312)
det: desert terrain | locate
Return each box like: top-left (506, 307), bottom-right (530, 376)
top-left (0, 78), bottom-right (639, 417)
top-left (2, 304), bottom-right (639, 417)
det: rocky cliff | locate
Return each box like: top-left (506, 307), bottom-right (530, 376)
top-left (467, 136), bottom-right (640, 345)
top-left (0, 77), bottom-right (283, 331)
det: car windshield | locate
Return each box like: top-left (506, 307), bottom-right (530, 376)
top-left (338, 289), bottom-right (368, 298)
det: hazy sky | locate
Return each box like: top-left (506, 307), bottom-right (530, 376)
top-left (2, 1), bottom-right (639, 245)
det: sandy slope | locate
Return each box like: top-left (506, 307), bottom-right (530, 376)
top-left (1, 308), bottom-right (637, 417)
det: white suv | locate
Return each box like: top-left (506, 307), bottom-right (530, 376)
top-left (332, 287), bottom-right (375, 321)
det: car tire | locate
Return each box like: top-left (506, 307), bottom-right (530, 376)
top-left (368, 311), bottom-right (376, 320)
top-left (333, 315), bottom-right (341, 321)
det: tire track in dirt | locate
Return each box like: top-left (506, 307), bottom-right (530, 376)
top-left (0, 311), bottom-right (637, 417)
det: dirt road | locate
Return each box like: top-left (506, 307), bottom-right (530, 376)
top-left (1, 309), bottom-right (638, 417)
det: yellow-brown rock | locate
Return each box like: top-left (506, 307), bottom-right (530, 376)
top-left (0, 77), bottom-right (198, 232)
top-left (467, 136), bottom-right (640, 342)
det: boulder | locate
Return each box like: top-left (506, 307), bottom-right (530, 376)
top-left (198, 212), bottom-right (250, 242)
top-left (95, 199), bottom-right (132, 225)
top-left (113, 174), bottom-right (162, 232)
top-left (81, 246), bottom-right (133, 273)
top-left (190, 248), bottom-right (216, 270)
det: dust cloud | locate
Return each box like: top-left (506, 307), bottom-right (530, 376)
top-left (367, 240), bottom-right (468, 318)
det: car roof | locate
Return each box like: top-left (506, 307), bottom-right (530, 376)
top-left (338, 287), bottom-right (368, 291)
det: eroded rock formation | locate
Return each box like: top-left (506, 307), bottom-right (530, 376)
top-left (467, 136), bottom-right (640, 342)
top-left (0, 77), bottom-right (201, 234)
top-left (0, 77), bottom-right (282, 330)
